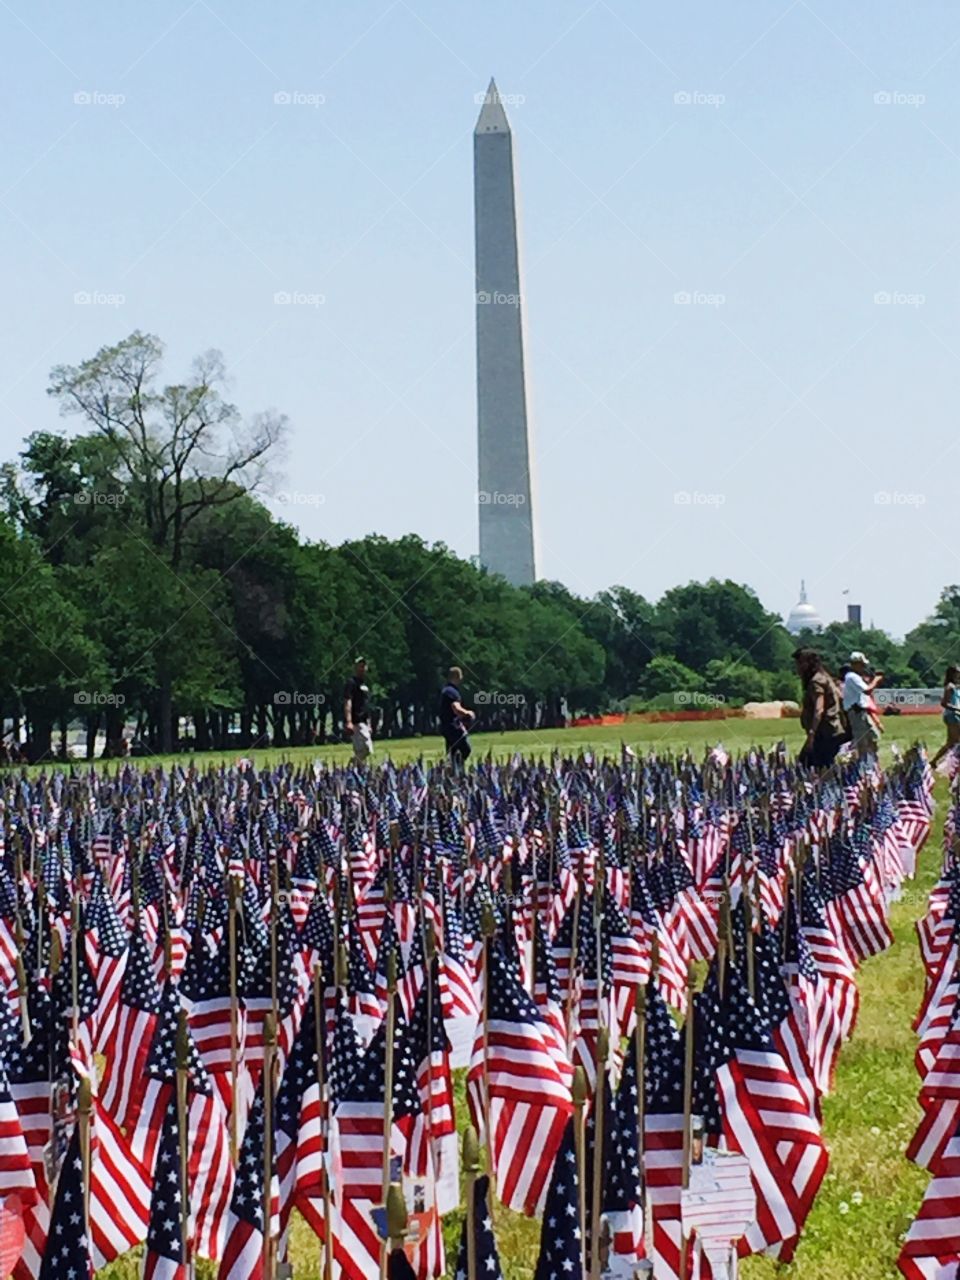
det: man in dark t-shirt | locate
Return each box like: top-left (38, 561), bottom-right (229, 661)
top-left (343, 656), bottom-right (373, 762)
top-left (439, 666), bottom-right (475, 764)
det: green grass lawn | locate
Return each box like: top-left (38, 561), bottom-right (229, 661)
top-left (90, 714), bottom-right (947, 1277)
top-left (43, 710), bottom-right (945, 774)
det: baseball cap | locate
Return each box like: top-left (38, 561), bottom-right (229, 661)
top-left (354, 655), bottom-right (366, 664)
top-left (849, 650), bottom-right (868, 665)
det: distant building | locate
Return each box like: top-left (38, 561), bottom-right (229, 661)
top-left (847, 603), bottom-right (862, 627)
top-left (786, 580), bottom-right (823, 635)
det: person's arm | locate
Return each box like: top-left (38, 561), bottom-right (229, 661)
top-left (866, 673), bottom-right (884, 693)
top-left (806, 687), bottom-right (825, 746)
top-left (343, 683), bottom-right (353, 733)
top-left (451, 699), bottom-right (475, 722)
top-left (942, 683), bottom-right (955, 710)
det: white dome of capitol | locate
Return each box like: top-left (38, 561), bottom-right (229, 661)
top-left (786, 580), bottom-right (823, 634)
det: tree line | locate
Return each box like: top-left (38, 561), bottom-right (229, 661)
top-left (0, 331), bottom-right (956, 762)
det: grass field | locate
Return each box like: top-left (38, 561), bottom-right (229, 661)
top-left (88, 714), bottom-right (948, 1278)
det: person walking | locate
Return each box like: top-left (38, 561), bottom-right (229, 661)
top-left (439, 666), bottom-right (475, 765)
top-left (343, 656), bottom-right (373, 763)
top-left (843, 651), bottom-right (884, 756)
top-left (931, 665), bottom-right (960, 768)
top-left (793, 648), bottom-right (848, 769)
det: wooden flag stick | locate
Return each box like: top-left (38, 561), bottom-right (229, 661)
top-left (263, 1011), bottom-right (278, 1280)
top-left (590, 1025), bottom-right (609, 1280)
top-left (679, 965), bottom-right (697, 1279)
top-left (313, 964), bottom-right (334, 1280)
top-left (572, 1066), bottom-right (588, 1278)
top-left (480, 904), bottom-right (497, 1206)
top-left (175, 1010), bottom-right (192, 1274)
top-left (228, 876), bottom-right (240, 1166)
top-left (78, 1076), bottom-right (92, 1229)
top-left (634, 984), bottom-right (648, 1253)
top-left (463, 1125), bottom-right (481, 1280)
top-left (379, 951), bottom-right (398, 1280)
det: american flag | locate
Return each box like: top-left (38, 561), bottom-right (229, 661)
top-left (898, 1118), bottom-right (960, 1279)
top-left (38, 1127), bottom-right (91, 1280)
top-left (532, 1116), bottom-right (582, 1280)
top-left (467, 942), bottom-right (573, 1217)
top-left (694, 966), bottom-right (827, 1262)
top-left (216, 1083), bottom-right (278, 1280)
top-left (142, 1095), bottom-right (187, 1280)
top-left (454, 1175), bottom-right (504, 1280)
top-left (639, 984), bottom-right (686, 1280)
top-left (100, 926), bottom-right (162, 1130)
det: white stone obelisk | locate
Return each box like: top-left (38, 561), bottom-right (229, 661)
top-left (474, 79), bottom-right (536, 587)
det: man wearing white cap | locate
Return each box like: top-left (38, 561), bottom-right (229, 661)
top-left (843, 651), bottom-right (884, 755)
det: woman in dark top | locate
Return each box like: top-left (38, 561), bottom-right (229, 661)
top-left (793, 648), bottom-right (848, 769)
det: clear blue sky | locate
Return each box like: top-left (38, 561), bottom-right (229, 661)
top-left (2, 1), bottom-right (957, 638)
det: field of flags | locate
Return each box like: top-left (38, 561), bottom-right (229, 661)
top-left (902, 757), bottom-right (960, 1278)
top-left (0, 741), bottom-right (938, 1279)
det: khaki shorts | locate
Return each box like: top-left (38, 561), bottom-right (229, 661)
top-left (847, 705), bottom-right (878, 752)
top-left (352, 723), bottom-right (373, 761)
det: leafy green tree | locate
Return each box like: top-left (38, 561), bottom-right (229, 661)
top-left (638, 656), bottom-right (702, 700)
top-left (655, 579), bottom-right (792, 674)
top-left (702, 660), bottom-right (770, 704)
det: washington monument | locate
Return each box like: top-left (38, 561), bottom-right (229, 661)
top-left (474, 79), bottom-right (537, 587)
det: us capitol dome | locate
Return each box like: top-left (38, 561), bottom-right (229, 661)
top-left (786, 580), bottom-right (823, 635)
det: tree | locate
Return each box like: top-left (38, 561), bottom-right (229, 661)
top-left (905, 586), bottom-right (960, 685)
top-left (47, 333), bottom-right (287, 749)
top-left (655, 579), bottom-right (792, 674)
top-left (638, 656), bottom-right (702, 700)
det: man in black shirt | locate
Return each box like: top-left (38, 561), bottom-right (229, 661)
top-left (439, 666), bottom-right (475, 765)
top-left (343, 656), bottom-right (373, 762)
